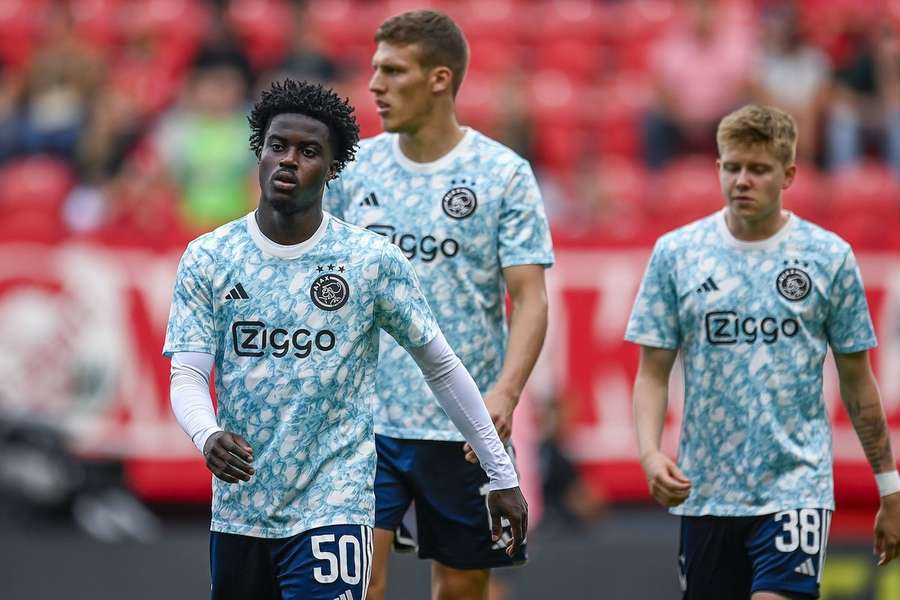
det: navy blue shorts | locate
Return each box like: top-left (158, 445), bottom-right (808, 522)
top-left (210, 524), bottom-right (372, 600)
top-left (374, 434), bottom-right (526, 570)
top-left (679, 509), bottom-right (833, 599)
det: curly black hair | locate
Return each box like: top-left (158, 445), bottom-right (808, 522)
top-left (248, 79), bottom-right (360, 178)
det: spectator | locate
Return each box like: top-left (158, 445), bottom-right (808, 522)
top-left (0, 63), bottom-right (22, 164)
top-left (153, 58), bottom-right (256, 230)
top-left (273, 0), bottom-right (344, 85)
top-left (826, 18), bottom-right (900, 173)
top-left (750, 2), bottom-right (829, 163)
top-left (15, 4), bottom-right (105, 164)
top-left (641, 0), bottom-right (756, 169)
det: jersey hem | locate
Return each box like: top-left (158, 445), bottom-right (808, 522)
top-left (374, 426), bottom-right (465, 442)
top-left (623, 334), bottom-right (679, 350)
top-left (831, 340), bottom-right (878, 354)
top-left (163, 344), bottom-right (216, 358)
top-left (672, 501), bottom-right (834, 517)
top-left (210, 514), bottom-right (373, 539)
top-left (499, 255), bottom-right (555, 269)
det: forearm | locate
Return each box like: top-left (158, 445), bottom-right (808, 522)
top-left (633, 372), bottom-right (670, 461)
top-left (842, 374), bottom-right (896, 474)
top-left (170, 352), bottom-right (221, 453)
top-left (493, 289), bottom-right (548, 399)
top-left (408, 333), bottom-right (519, 490)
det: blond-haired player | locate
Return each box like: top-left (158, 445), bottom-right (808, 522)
top-left (626, 104), bottom-right (900, 599)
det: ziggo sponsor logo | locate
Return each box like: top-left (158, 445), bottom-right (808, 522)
top-left (704, 311), bottom-right (800, 345)
top-left (231, 321), bottom-right (335, 358)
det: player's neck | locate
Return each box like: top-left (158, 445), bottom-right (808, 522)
top-left (724, 207), bottom-right (789, 242)
top-left (255, 204), bottom-right (323, 246)
top-left (397, 113), bottom-right (464, 163)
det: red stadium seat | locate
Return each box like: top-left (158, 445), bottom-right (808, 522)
top-left (339, 78), bottom-right (380, 139)
top-left (647, 156), bottom-right (722, 229)
top-left (108, 55), bottom-right (183, 116)
top-left (227, 0), bottom-right (291, 70)
top-left (453, 0), bottom-right (528, 45)
top-left (533, 122), bottom-right (586, 175)
top-left (67, 0), bottom-right (124, 50)
top-left (0, 0), bottom-right (52, 68)
top-left (781, 163), bottom-right (825, 223)
top-left (587, 74), bottom-right (653, 160)
top-left (527, 71), bottom-right (584, 126)
top-left (466, 37), bottom-right (522, 77)
top-left (524, 0), bottom-right (607, 44)
top-left (527, 71), bottom-right (596, 172)
top-left (828, 162), bottom-right (900, 218)
top-left (306, 1), bottom-right (383, 66)
top-left (119, 0), bottom-right (209, 65)
top-left (533, 38), bottom-right (605, 84)
top-left (456, 74), bottom-right (503, 137)
top-left (0, 157), bottom-right (73, 242)
top-left (822, 163), bottom-right (900, 248)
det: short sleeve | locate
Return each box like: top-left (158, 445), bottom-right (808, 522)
top-left (323, 175), bottom-right (350, 220)
top-left (624, 240), bottom-right (680, 349)
top-left (826, 249), bottom-right (877, 353)
top-left (374, 243), bottom-right (440, 349)
top-left (163, 243), bottom-right (218, 357)
top-left (497, 162), bottom-right (555, 268)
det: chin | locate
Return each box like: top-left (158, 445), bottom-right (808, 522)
top-left (380, 119), bottom-right (401, 133)
top-left (265, 193), bottom-right (304, 213)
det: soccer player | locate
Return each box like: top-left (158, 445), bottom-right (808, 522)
top-left (626, 104), bottom-right (900, 599)
top-left (163, 79), bottom-right (527, 600)
top-left (324, 10), bottom-right (553, 600)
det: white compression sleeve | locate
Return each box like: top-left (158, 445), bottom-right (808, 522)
top-left (407, 332), bottom-right (519, 490)
top-left (170, 351), bottom-right (221, 453)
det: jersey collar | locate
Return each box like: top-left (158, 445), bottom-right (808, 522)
top-left (246, 210), bottom-right (331, 259)
top-left (391, 127), bottom-right (475, 174)
top-left (716, 208), bottom-right (796, 251)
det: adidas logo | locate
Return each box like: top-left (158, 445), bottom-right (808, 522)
top-left (695, 276), bottom-right (719, 293)
top-left (224, 283), bottom-right (249, 301)
top-left (359, 192), bottom-right (379, 207)
top-left (794, 557), bottom-right (816, 577)
top-left (333, 591), bottom-right (354, 600)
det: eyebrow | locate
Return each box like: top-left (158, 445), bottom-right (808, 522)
top-left (723, 161), bottom-right (772, 167)
top-left (266, 135), bottom-right (324, 148)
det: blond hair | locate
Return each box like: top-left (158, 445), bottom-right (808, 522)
top-left (716, 105), bottom-right (797, 166)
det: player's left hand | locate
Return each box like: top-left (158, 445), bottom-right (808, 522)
top-left (463, 387), bottom-right (517, 464)
top-left (487, 485), bottom-right (528, 557)
top-left (874, 492), bottom-right (900, 565)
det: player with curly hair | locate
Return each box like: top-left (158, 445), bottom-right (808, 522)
top-left (163, 78), bottom-right (528, 599)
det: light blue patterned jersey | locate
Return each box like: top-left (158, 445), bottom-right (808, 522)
top-left (163, 212), bottom-right (439, 538)
top-left (324, 129), bottom-right (554, 440)
top-left (625, 210), bottom-right (877, 516)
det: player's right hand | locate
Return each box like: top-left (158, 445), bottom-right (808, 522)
top-left (203, 431), bottom-right (255, 484)
top-left (487, 486), bottom-right (528, 557)
top-left (641, 450), bottom-right (691, 508)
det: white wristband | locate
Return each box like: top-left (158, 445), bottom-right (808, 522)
top-left (875, 471), bottom-right (900, 497)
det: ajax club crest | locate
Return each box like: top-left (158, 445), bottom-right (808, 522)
top-left (442, 178), bottom-right (477, 219)
top-left (311, 266), bottom-right (349, 311)
top-left (776, 260), bottom-right (811, 301)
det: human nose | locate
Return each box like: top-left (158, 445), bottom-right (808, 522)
top-left (279, 147), bottom-right (299, 166)
top-left (368, 69), bottom-right (383, 94)
top-left (735, 168), bottom-right (751, 188)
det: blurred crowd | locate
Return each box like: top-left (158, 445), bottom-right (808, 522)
top-left (1, 0), bottom-right (899, 244)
